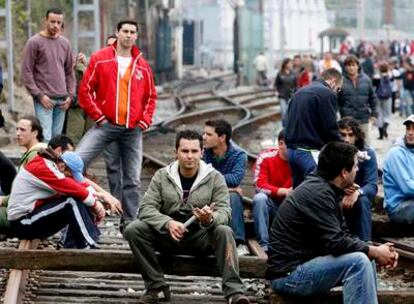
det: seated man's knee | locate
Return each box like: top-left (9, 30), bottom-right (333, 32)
top-left (123, 220), bottom-right (150, 241)
top-left (253, 192), bottom-right (268, 207)
top-left (213, 224), bottom-right (234, 238)
top-left (348, 252), bottom-right (371, 269)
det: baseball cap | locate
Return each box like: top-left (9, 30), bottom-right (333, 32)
top-left (61, 151), bottom-right (84, 182)
top-left (403, 115), bottom-right (414, 125)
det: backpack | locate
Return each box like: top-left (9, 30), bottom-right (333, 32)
top-left (376, 76), bottom-right (392, 99)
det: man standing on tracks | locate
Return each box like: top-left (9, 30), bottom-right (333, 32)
top-left (77, 19), bottom-right (157, 231)
top-left (383, 115), bottom-right (414, 224)
top-left (268, 142), bottom-right (398, 304)
top-left (252, 129), bottom-right (292, 253)
top-left (285, 68), bottom-right (343, 188)
top-left (202, 119), bottom-right (249, 256)
top-left (21, 8), bottom-right (75, 142)
top-left (124, 130), bottom-right (250, 304)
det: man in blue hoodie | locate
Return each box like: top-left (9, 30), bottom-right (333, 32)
top-left (383, 114), bottom-right (414, 224)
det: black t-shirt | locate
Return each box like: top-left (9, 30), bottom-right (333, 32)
top-left (179, 170), bottom-right (197, 204)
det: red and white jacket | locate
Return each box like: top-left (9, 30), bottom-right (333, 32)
top-left (7, 155), bottom-right (96, 221)
top-left (254, 148), bottom-right (292, 200)
top-left (78, 42), bottom-right (157, 129)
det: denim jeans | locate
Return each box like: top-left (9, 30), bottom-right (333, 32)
top-left (271, 252), bottom-right (378, 304)
top-left (287, 148), bottom-right (317, 188)
top-left (77, 122), bottom-right (143, 221)
top-left (229, 192), bottom-right (245, 243)
top-left (33, 97), bottom-right (66, 142)
top-left (387, 199), bottom-right (414, 224)
top-left (103, 142), bottom-right (123, 201)
top-left (252, 192), bottom-right (279, 251)
top-left (279, 98), bottom-right (288, 127)
top-left (376, 98), bottom-right (392, 128)
top-left (343, 195), bottom-right (372, 241)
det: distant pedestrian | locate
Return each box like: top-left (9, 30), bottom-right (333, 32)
top-left (77, 19), bottom-right (157, 231)
top-left (21, 8), bottom-right (75, 142)
top-left (318, 52), bottom-right (342, 74)
top-left (373, 62), bottom-right (393, 139)
top-left (274, 58), bottom-right (296, 126)
top-left (253, 52), bottom-right (268, 87)
top-left (285, 68), bottom-right (342, 188)
top-left (337, 55), bottom-right (377, 144)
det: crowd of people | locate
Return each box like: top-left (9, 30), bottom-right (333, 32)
top-left (0, 7), bottom-right (413, 304)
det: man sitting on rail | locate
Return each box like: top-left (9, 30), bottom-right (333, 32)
top-left (252, 129), bottom-right (292, 253)
top-left (202, 119), bottom-right (249, 256)
top-left (267, 142), bottom-right (398, 303)
top-left (124, 130), bottom-right (250, 304)
top-left (383, 114), bottom-right (414, 224)
top-left (338, 117), bottom-right (378, 241)
top-left (7, 143), bottom-right (121, 248)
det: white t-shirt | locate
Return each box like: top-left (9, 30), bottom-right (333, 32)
top-left (117, 56), bottom-right (132, 77)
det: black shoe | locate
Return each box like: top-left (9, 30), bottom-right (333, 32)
top-left (138, 285), bottom-right (171, 304)
top-left (377, 127), bottom-right (384, 140)
top-left (227, 293), bottom-right (250, 304)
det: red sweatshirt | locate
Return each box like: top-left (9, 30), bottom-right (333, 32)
top-left (254, 148), bottom-right (292, 201)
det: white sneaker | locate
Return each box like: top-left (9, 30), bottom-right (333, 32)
top-left (237, 244), bottom-right (250, 256)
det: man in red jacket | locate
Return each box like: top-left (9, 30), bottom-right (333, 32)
top-left (253, 129), bottom-right (292, 253)
top-left (77, 19), bottom-right (157, 231)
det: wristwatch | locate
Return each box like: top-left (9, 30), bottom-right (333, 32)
top-left (357, 188), bottom-right (364, 196)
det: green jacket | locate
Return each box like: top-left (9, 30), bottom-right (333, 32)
top-left (139, 160), bottom-right (231, 233)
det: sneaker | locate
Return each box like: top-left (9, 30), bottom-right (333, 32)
top-left (138, 285), bottom-right (171, 304)
top-left (237, 244), bottom-right (250, 256)
top-left (228, 293), bottom-right (250, 304)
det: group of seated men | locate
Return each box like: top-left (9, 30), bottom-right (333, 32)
top-left (0, 109), bottom-right (412, 303)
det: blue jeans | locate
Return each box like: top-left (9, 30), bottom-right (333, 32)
top-left (229, 192), bottom-right (245, 243)
top-left (33, 97), bottom-right (67, 142)
top-left (343, 195), bottom-right (372, 241)
top-left (271, 252), bottom-right (378, 304)
top-left (387, 199), bottom-right (414, 224)
top-left (287, 148), bottom-right (317, 188)
top-left (104, 143), bottom-right (122, 201)
top-left (279, 98), bottom-right (288, 127)
top-left (252, 192), bottom-right (279, 251)
top-left (77, 122), bottom-right (143, 221)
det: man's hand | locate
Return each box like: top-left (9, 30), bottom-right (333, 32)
top-left (58, 97), bottom-right (71, 110)
top-left (166, 220), bottom-right (187, 241)
top-left (97, 118), bottom-right (109, 127)
top-left (229, 187), bottom-right (243, 196)
top-left (369, 243), bottom-right (398, 268)
top-left (76, 52), bottom-right (87, 65)
top-left (39, 95), bottom-right (54, 110)
top-left (369, 116), bottom-right (377, 124)
top-left (193, 203), bottom-right (215, 225)
top-left (277, 187), bottom-right (292, 197)
top-left (92, 200), bottom-right (106, 225)
top-left (342, 191), bottom-right (360, 209)
top-left (97, 192), bottom-right (123, 216)
top-left (343, 183), bottom-right (360, 196)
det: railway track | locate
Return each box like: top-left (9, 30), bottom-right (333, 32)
top-left (2, 73), bottom-right (414, 303)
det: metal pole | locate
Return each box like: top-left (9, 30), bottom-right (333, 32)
top-left (27, 0), bottom-right (32, 38)
top-left (357, 0), bottom-right (365, 42)
top-left (94, 0), bottom-right (101, 51)
top-left (6, 0), bottom-right (14, 113)
top-left (73, 0), bottom-right (79, 55)
top-left (279, 0), bottom-right (285, 60)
